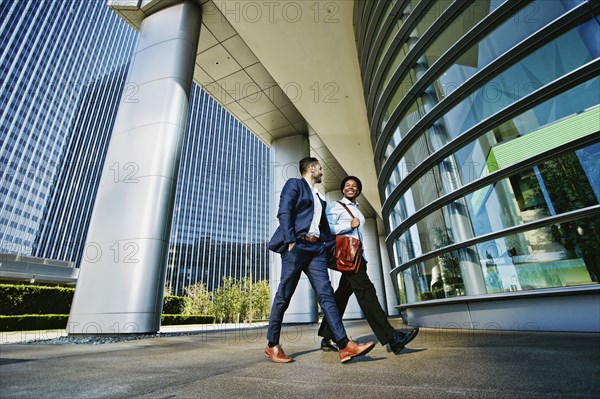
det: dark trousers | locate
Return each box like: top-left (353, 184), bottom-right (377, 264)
top-left (267, 240), bottom-right (346, 344)
top-left (318, 263), bottom-right (396, 345)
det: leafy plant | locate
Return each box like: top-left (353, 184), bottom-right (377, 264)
top-left (251, 280), bottom-right (271, 321)
top-left (184, 282), bottom-right (214, 316)
top-left (212, 277), bottom-right (242, 323)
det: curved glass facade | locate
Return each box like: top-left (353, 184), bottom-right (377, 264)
top-left (356, 0), bottom-right (600, 305)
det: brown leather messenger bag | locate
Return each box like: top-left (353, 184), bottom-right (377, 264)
top-left (328, 201), bottom-right (362, 273)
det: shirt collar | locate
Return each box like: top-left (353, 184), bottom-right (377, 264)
top-left (303, 177), bottom-right (322, 194)
top-left (303, 176), bottom-right (314, 189)
top-left (341, 197), bottom-right (359, 206)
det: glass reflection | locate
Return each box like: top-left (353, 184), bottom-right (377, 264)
top-left (435, 0), bottom-right (585, 100)
top-left (433, 19), bottom-right (599, 151)
top-left (380, 1), bottom-right (591, 165)
top-left (390, 141), bottom-right (600, 244)
top-left (378, 0), bottom-right (454, 103)
top-left (374, 0), bottom-right (418, 74)
top-left (379, 0), bottom-right (504, 131)
top-left (387, 78), bottom-right (600, 228)
top-left (399, 216), bottom-right (600, 303)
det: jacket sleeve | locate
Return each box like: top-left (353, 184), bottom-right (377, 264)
top-left (278, 179), bottom-right (299, 244)
top-left (326, 202), bottom-right (353, 235)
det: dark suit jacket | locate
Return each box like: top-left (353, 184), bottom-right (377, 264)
top-left (268, 178), bottom-right (333, 253)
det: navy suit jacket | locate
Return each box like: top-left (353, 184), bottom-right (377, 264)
top-left (268, 178), bottom-right (333, 253)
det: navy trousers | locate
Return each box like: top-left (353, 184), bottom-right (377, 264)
top-left (267, 240), bottom-right (346, 344)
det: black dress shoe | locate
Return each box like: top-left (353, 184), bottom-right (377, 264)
top-left (388, 327), bottom-right (419, 354)
top-left (320, 338), bottom-right (339, 352)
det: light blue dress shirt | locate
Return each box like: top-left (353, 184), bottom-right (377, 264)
top-left (326, 197), bottom-right (366, 262)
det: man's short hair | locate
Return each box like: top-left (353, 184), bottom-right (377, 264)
top-left (299, 157), bottom-right (319, 174)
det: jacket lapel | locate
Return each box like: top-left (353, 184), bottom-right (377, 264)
top-left (299, 178), bottom-right (314, 209)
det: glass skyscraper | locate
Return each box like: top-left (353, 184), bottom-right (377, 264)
top-left (0, 0), bottom-right (270, 294)
top-left (166, 86), bottom-right (270, 294)
top-left (0, 0), bottom-right (137, 257)
top-left (355, 0), bottom-right (599, 309)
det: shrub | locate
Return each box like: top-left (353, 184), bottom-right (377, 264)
top-left (183, 283), bottom-right (214, 315)
top-left (420, 291), bottom-right (434, 301)
top-left (0, 285), bottom-right (74, 315)
top-left (0, 284), bottom-right (198, 317)
top-left (211, 277), bottom-right (271, 323)
top-left (251, 280), bottom-right (271, 321)
top-left (212, 277), bottom-right (242, 323)
top-left (162, 295), bottom-right (191, 315)
top-left (161, 314), bottom-right (215, 325)
top-left (0, 314), bottom-right (216, 332)
top-left (0, 314), bottom-right (69, 332)
top-left (0, 285), bottom-right (215, 331)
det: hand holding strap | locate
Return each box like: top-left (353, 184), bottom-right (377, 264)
top-left (337, 201), bottom-right (358, 230)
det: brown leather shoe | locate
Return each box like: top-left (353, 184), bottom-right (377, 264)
top-left (339, 340), bottom-right (376, 363)
top-left (264, 344), bottom-right (293, 363)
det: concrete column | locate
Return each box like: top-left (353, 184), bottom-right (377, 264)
top-left (380, 235), bottom-right (400, 316)
top-left (68, 2), bottom-right (201, 335)
top-left (269, 135), bottom-right (317, 323)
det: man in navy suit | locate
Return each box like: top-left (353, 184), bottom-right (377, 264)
top-left (264, 157), bottom-right (375, 363)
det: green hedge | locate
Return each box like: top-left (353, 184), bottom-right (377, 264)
top-left (0, 284), bottom-right (75, 315)
top-left (0, 314), bottom-right (69, 332)
top-left (0, 285), bottom-right (213, 331)
top-left (0, 285), bottom-right (194, 316)
top-left (0, 314), bottom-right (215, 332)
top-left (161, 314), bottom-right (215, 325)
top-left (162, 295), bottom-right (191, 315)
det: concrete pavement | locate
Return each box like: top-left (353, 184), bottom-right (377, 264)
top-left (1, 319), bottom-right (599, 398)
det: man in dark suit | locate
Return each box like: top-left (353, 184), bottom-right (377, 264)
top-left (265, 157), bottom-right (375, 363)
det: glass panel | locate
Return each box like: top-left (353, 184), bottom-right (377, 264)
top-left (399, 245), bottom-right (471, 302)
top-left (378, 0), bottom-right (454, 101)
top-left (386, 77), bottom-right (600, 219)
top-left (441, 0), bottom-right (585, 99)
top-left (379, 0), bottom-right (587, 163)
top-left (381, 70), bottom-right (420, 130)
top-left (398, 215), bottom-right (599, 303)
top-left (382, 97), bottom-right (423, 161)
top-left (385, 132), bottom-right (428, 197)
top-left (433, 20), bottom-right (599, 151)
top-left (389, 142), bottom-right (600, 243)
top-left (394, 208), bottom-right (448, 264)
top-left (381, 41), bottom-right (411, 94)
top-left (364, 0), bottom-right (387, 49)
top-left (476, 217), bottom-right (600, 292)
top-left (380, 0), bottom-right (500, 131)
top-left (371, 0), bottom-right (398, 50)
top-left (375, 0), bottom-right (418, 72)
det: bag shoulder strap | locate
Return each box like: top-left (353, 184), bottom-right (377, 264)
top-left (337, 201), bottom-right (355, 219)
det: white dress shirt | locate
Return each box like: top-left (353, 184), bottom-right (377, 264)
top-left (303, 177), bottom-right (324, 238)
